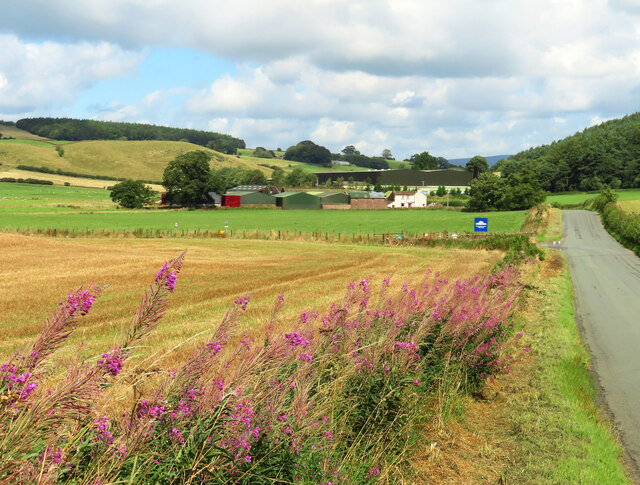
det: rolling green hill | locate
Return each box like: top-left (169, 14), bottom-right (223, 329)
top-left (0, 123), bottom-right (274, 183)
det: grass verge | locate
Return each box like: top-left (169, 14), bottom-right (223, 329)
top-left (411, 251), bottom-right (631, 484)
top-left (506, 252), bottom-right (630, 483)
top-left (536, 207), bottom-right (563, 242)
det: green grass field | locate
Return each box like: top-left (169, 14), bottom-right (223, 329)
top-left (0, 182), bottom-right (526, 234)
top-left (546, 189), bottom-right (640, 206)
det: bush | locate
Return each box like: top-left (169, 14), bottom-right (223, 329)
top-left (110, 179), bottom-right (157, 208)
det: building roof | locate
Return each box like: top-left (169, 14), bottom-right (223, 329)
top-left (224, 190), bottom-right (254, 196)
top-left (228, 185), bottom-right (268, 192)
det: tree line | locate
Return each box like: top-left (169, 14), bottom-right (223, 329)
top-left (495, 112), bottom-right (640, 192)
top-left (15, 118), bottom-right (246, 154)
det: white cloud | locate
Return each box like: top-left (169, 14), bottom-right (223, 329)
top-left (0, 34), bottom-right (141, 113)
top-left (1, 1), bottom-right (640, 158)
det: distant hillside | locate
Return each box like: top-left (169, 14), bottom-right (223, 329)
top-left (502, 112), bottom-right (640, 192)
top-left (0, 138), bottom-right (269, 182)
top-left (15, 117), bottom-right (245, 154)
top-left (447, 154), bottom-right (511, 167)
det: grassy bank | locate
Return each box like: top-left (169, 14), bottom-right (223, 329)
top-left (505, 254), bottom-right (630, 483)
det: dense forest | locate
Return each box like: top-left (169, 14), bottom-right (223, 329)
top-left (495, 112), bottom-right (640, 192)
top-left (14, 118), bottom-right (245, 154)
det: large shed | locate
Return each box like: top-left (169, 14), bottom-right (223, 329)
top-left (316, 169), bottom-right (472, 188)
top-left (315, 191), bottom-right (350, 210)
top-left (223, 190), bottom-right (275, 207)
top-left (349, 191), bottom-right (388, 209)
top-left (274, 192), bottom-right (322, 210)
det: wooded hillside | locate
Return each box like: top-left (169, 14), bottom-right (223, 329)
top-left (497, 112), bottom-right (640, 192)
top-left (15, 118), bottom-right (245, 154)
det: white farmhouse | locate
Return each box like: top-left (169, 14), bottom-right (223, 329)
top-left (387, 190), bottom-right (428, 208)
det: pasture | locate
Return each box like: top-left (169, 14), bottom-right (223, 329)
top-left (546, 188), bottom-right (640, 206)
top-left (0, 139), bottom-right (267, 182)
top-left (0, 182), bottom-right (527, 235)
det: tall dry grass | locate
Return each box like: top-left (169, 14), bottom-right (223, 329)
top-left (1, 234), bottom-right (530, 483)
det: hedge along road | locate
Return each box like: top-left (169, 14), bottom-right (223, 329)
top-left (562, 210), bottom-right (640, 473)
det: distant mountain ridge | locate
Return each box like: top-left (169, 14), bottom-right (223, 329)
top-left (447, 154), bottom-right (511, 167)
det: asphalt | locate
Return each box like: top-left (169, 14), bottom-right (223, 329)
top-left (561, 210), bottom-right (640, 474)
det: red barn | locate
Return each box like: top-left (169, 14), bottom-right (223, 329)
top-left (222, 194), bottom-right (241, 207)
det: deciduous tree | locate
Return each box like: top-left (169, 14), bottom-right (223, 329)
top-left (162, 150), bottom-right (212, 206)
top-left (110, 179), bottom-right (156, 209)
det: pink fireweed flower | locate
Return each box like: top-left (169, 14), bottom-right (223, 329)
top-left (278, 294), bottom-right (285, 302)
top-left (64, 289), bottom-right (95, 316)
top-left (369, 467), bottom-right (381, 477)
top-left (234, 296), bottom-right (250, 310)
top-left (165, 272), bottom-right (177, 292)
top-left (206, 341), bottom-right (223, 354)
top-left (299, 352), bottom-right (313, 362)
top-left (285, 332), bottom-right (310, 348)
top-left (97, 347), bottom-right (123, 376)
top-left (170, 428), bottom-right (185, 445)
top-left (155, 262), bottom-right (169, 283)
top-left (411, 379), bottom-right (420, 386)
top-left (19, 381), bottom-right (38, 399)
top-left (94, 417), bottom-right (114, 443)
top-left (322, 430), bottom-right (334, 440)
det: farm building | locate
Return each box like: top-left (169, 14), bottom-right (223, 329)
top-left (207, 191), bottom-right (222, 205)
top-left (222, 190), bottom-right (275, 207)
top-left (387, 190), bottom-right (428, 208)
top-left (229, 185), bottom-right (283, 195)
top-left (308, 191), bottom-right (350, 209)
top-left (349, 191), bottom-right (388, 210)
top-left (274, 192), bottom-right (322, 210)
top-left (316, 168), bottom-right (472, 188)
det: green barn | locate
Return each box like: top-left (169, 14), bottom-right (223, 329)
top-left (225, 190), bottom-right (276, 206)
top-left (274, 192), bottom-right (322, 210)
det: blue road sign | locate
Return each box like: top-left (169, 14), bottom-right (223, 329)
top-left (474, 217), bottom-right (488, 232)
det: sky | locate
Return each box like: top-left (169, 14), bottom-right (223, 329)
top-left (0, 0), bottom-right (639, 160)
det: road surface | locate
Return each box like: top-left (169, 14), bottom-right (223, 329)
top-left (562, 210), bottom-right (640, 472)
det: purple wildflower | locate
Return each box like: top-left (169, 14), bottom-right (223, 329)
top-left (165, 272), bottom-right (177, 292)
top-left (285, 332), bottom-right (310, 348)
top-left (206, 341), bottom-right (223, 354)
top-left (97, 347), bottom-right (123, 376)
top-left (235, 296), bottom-right (250, 310)
top-left (299, 352), bottom-right (313, 362)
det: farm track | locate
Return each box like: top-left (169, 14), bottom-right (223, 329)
top-left (562, 210), bottom-right (640, 475)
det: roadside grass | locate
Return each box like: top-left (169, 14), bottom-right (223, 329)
top-left (536, 207), bottom-right (563, 242)
top-left (505, 253), bottom-right (630, 484)
top-left (411, 252), bottom-right (631, 484)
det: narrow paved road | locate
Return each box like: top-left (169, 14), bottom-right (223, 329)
top-left (562, 210), bottom-right (640, 472)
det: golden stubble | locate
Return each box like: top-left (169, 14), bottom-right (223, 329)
top-left (0, 233), bottom-right (502, 369)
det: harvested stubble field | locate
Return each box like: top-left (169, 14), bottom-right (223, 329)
top-left (0, 232), bottom-right (502, 366)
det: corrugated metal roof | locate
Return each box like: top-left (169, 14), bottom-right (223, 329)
top-left (228, 185), bottom-right (268, 192)
top-left (274, 192), bottom-right (303, 198)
